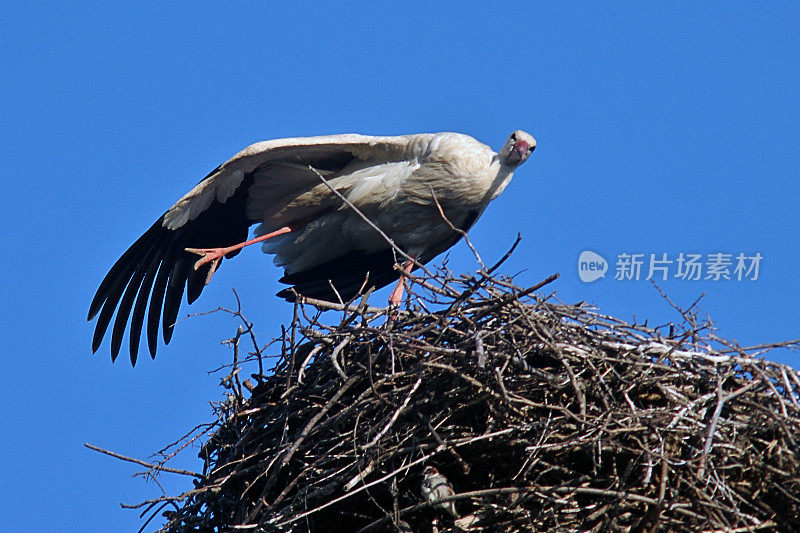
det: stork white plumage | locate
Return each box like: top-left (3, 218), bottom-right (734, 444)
top-left (88, 130), bottom-right (536, 364)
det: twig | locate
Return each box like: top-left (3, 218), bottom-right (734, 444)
top-left (84, 443), bottom-right (204, 479)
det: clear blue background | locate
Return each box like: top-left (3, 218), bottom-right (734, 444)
top-left (1, 3), bottom-right (798, 531)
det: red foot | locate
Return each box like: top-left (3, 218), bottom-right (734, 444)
top-left (388, 259), bottom-right (414, 306)
top-left (185, 226), bottom-right (293, 285)
top-left (388, 277), bottom-right (406, 306)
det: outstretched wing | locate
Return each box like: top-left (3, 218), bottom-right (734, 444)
top-left (88, 134), bottom-right (413, 365)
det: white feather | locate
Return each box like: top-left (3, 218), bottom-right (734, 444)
top-left (162, 168), bottom-right (245, 230)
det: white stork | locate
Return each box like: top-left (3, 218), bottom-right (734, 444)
top-left (88, 131), bottom-right (536, 364)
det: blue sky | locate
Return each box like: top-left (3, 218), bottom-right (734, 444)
top-left (1, 3), bottom-right (798, 531)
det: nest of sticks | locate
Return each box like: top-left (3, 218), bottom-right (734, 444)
top-left (111, 255), bottom-right (800, 533)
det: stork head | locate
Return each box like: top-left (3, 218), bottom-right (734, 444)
top-left (499, 130), bottom-right (536, 167)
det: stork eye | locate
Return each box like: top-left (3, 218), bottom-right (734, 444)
top-left (510, 133), bottom-right (517, 142)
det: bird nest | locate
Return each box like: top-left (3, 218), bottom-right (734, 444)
top-left (104, 263), bottom-right (800, 532)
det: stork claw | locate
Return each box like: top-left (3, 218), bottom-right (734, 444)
top-left (204, 258), bottom-right (221, 285)
top-left (185, 247), bottom-right (226, 269)
top-left (185, 247), bottom-right (226, 285)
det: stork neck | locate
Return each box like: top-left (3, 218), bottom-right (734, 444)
top-left (486, 164), bottom-right (515, 202)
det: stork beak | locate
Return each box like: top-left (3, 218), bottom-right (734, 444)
top-left (510, 141), bottom-right (532, 165)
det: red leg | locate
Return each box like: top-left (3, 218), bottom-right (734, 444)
top-left (185, 226), bottom-right (293, 284)
top-left (388, 259), bottom-right (414, 306)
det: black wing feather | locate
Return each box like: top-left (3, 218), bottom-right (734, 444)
top-left (88, 223), bottom-right (161, 320)
top-left (186, 260), bottom-right (209, 304)
top-left (277, 248), bottom-right (403, 302)
top-left (129, 250), bottom-right (161, 363)
top-left (110, 239), bottom-right (161, 362)
top-left (89, 174), bottom-right (253, 363)
top-left (162, 255), bottom-right (190, 345)
top-left (147, 257), bottom-right (172, 358)
top-left (91, 256), bottom-right (142, 353)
